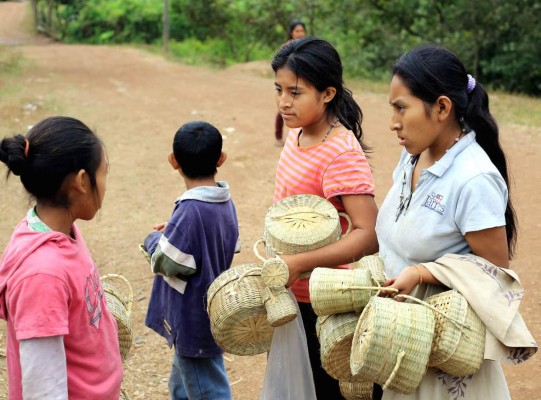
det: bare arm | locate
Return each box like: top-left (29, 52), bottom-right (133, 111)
top-left (281, 194), bottom-right (378, 287)
top-left (381, 226), bottom-right (509, 300)
top-left (465, 226), bottom-right (509, 268)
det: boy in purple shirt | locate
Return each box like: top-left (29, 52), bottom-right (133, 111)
top-left (143, 121), bottom-right (240, 400)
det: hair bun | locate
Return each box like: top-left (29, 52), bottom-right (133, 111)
top-left (0, 134), bottom-right (28, 176)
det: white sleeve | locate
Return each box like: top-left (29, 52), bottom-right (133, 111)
top-left (20, 336), bottom-right (68, 400)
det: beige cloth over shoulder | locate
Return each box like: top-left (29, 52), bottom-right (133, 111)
top-left (383, 253), bottom-right (537, 400)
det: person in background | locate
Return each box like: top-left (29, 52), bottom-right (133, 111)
top-left (271, 37), bottom-right (379, 399)
top-left (274, 19), bottom-right (307, 147)
top-left (143, 120), bottom-right (240, 400)
top-left (0, 116), bottom-right (122, 399)
top-left (376, 45), bottom-right (526, 399)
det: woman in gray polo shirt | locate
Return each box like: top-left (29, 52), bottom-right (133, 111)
top-left (375, 45), bottom-right (518, 399)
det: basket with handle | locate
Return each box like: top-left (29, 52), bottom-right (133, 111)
top-left (424, 290), bottom-right (486, 376)
top-left (309, 255), bottom-right (388, 316)
top-left (350, 296), bottom-right (435, 394)
top-left (338, 381), bottom-right (373, 400)
top-left (253, 241), bottom-right (298, 327)
top-left (317, 312), bottom-right (365, 382)
top-left (207, 263), bottom-right (274, 355)
top-left (262, 194), bottom-right (352, 257)
top-left (101, 274), bottom-right (134, 362)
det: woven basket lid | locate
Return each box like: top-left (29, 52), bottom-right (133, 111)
top-left (264, 194), bottom-right (341, 255)
top-left (207, 264), bottom-right (273, 356)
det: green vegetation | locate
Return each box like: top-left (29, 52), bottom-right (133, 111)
top-left (30, 0), bottom-right (541, 97)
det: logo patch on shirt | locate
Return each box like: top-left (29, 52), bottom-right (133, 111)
top-left (423, 192), bottom-right (445, 215)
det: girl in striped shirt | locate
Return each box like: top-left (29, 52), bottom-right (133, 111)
top-left (271, 37), bottom-right (379, 399)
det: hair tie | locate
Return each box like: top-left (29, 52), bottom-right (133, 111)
top-left (24, 139), bottom-right (30, 158)
top-left (466, 74), bottom-right (476, 94)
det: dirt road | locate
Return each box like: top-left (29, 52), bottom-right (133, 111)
top-left (0, 2), bottom-right (539, 399)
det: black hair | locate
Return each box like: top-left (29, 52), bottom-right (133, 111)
top-left (392, 45), bottom-right (517, 257)
top-left (0, 116), bottom-right (104, 207)
top-left (287, 19), bottom-right (306, 40)
top-left (173, 121), bottom-right (222, 179)
top-left (271, 37), bottom-right (366, 149)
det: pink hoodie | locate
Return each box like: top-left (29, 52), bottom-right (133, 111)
top-left (0, 219), bottom-right (123, 400)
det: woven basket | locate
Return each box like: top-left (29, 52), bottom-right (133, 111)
top-left (207, 264), bottom-right (274, 356)
top-left (317, 312), bottom-right (363, 381)
top-left (309, 256), bottom-right (388, 316)
top-left (351, 255), bottom-right (388, 284)
top-left (101, 274), bottom-right (133, 362)
top-left (339, 381), bottom-right (373, 400)
top-left (263, 194), bottom-right (351, 257)
top-left (261, 286), bottom-right (298, 327)
top-left (350, 296), bottom-right (435, 394)
top-left (425, 290), bottom-right (486, 376)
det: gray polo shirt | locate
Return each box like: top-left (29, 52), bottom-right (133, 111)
top-left (376, 132), bottom-right (507, 277)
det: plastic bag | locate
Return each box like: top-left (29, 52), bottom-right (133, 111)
top-left (260, 289), bottom-right (316, 400)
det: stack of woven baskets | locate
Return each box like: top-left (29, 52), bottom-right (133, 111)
top-left (310, 254), bottom-right (487, 396)
top-left (310, 255), bottom-right (389, 399)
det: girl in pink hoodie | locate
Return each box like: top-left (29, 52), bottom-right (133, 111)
top-left (0, 116), bottom-right (122, 399)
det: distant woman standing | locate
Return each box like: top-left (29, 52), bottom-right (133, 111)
top-left (274, 19), bottom-right (306, 146)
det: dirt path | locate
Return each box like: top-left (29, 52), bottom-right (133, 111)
top-left (0, 2), bottom-right (539, 399)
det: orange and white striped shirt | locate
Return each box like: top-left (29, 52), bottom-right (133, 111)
top-left (274, 129), bottom-right (375, 302)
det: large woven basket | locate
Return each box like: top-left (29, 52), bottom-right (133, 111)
top-left (207, 264), bottom-right (274, 355)
top-left (425, 290), bottom-right (486, 376)
top-left (263, 194), bottom-right (351, 257)
top-left (310, 256), bottom-right (388, 316)
top-left (350, 296), bottom-right (435, 394)
top-left (317, 312), bottom-right (364, 381)
top-left (339, 381), bottom-right (373, 400)
top-left (101, 274), bottom-right (133, 362)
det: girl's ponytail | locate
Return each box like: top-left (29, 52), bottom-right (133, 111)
top-left (332, 86), bottom-right (365, 148)
top-left (464, 83), bottom-right (517, 256)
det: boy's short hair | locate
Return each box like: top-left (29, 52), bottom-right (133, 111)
top-left (173, 121), bottom-right (222, 179)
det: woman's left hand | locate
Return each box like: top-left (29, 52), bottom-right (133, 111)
top-left (379, 265), bottom-right (420, 302)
